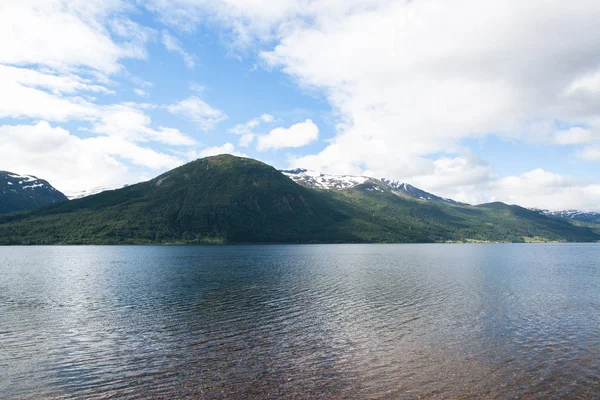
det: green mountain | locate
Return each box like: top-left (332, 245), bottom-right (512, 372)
top-left (0, 171), bottom-right (68, 214)
top-left (0, 155), bottom-right (598, 245)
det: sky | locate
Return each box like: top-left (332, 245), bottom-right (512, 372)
top-left (1, 0), bottom-right (600, 211)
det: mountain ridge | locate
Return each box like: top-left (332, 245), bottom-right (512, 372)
top-left (531, 208), bottom-right (600, 224)
top-left (0, 155), bottom-right (597, 245)
top-left (0, 171), bottom-right (68, 214)
top-left (281, 168), bottom-right (466, 205)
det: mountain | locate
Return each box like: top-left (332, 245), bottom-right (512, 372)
top-left (68, 186), bottom-right (113, 200)
top-left (532, 208), bottom-right (600, 224)
top-left (0, 171), bottom-right (68, 214)
top-left (0, 155), bottom-right (598, 245)
top-left (281, 169), bottom-right (465, 205)
top-left (280, 169), bottom-right (370, 190)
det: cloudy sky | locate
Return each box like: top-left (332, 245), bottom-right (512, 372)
top-left (1, 0), bottom-right (600, 210)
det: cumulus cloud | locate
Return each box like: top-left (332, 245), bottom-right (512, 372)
top-left (261, 0), bottom-right (600, 174)
top-left (256, 119), bottom-right (318, 151)
top-left (239, 133), bottom-right (255, 147)
top-left (229, 113), bottom-right (274, 135)
top-left (578, 146), bottom-right (600, 161)
top-left (189, 82), bottom-right (206, 93)
top-left (0, 65), bottom-right (112, 96)
top-left (150, 0), bottom-right (600, 205)
top-left (133, 88), bottom-right (150, 97)
top-left (0, 1), bottom-right (218, 195)
top-left (228, 113), bottom-right (275, 147)
top-left (0, 77), bottom-right (97, 122)
top-left (184, 142), bottom-right (247, 159)
top-left (0, 75), bottom-right (197, 146)
top-left (400, 166), bottom-right (600, 212)
top-left (552, 127), bottom-right (596, 145)
top-left (489, 169), bottom-right (600, 211)
top-left (161, 30), bottom-right (196, 68)
top-left (0, 121), bottom-right (181, 195)
top-left (92, 103), bottom-right (196, 146)
top-left (1, 0), bottom-right (148, 73)
top-left (4, 0), bottom-right (600, 210)
top-left (166, 96), bottom-right (228, 130)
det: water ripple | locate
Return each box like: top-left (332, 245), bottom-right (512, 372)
top-left (1, 244), bottom-right (599, 399)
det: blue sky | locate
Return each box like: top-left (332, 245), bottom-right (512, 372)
top-left (1, 0), bottom-right (600, 210)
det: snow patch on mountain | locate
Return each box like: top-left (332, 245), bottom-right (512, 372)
top-left (1, 171), bottom-right (68, 213)
top-left (281, 168), bottom-right (466, 205)
top-left (531, 208), bottom-right (600, 223)
top-left (68, 186), bottom-right (113, 200)
top-left (281, 169), bottom-right (368, 190)
top-left (1, 172), bottom-right (56, 193)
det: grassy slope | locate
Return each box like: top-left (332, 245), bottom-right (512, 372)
top-left (327, 188), bottom-right (599, 243)
top-left (0, 155), bottom-right (598, 244)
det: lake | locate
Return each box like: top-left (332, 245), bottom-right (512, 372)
top-left (1, 244), bottom-right (599, 399)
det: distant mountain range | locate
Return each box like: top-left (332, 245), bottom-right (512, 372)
top-left (281, 169), bottom-right (465, 205)
top-left (531, 208), bottom-right (600, 224)
top-left (0, 171), bottom-right (67, 214)
top-left (0, 155), bottom-right (597, 245)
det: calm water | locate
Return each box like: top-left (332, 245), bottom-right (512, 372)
top-left (1, 244), bottom-right (599, 399)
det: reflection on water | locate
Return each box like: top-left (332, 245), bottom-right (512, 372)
top-left (1, 244), bottom-right (599, 399)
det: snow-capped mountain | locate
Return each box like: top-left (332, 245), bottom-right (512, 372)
top-left (281, 169), bottom-right (465, 205)
top-left (280, 169), bottom-right (369, 190)
top-left (379, 178), bottom-right (465, 205)
top-left (0, 171), bottom-right (68, 213)
top-left (532, 208), bottom-right (600, 224)
top-left (67, 186), bottom-right (113, 200)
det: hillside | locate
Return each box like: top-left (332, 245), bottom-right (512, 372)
top-left (0, 171), bottom-right (68, 214)
top-left (0, 156), bottom-right (349, 244)
top-left (281, 168), bottom-right (464, 205)
top-left (0, 155), bottom-right (598, 244)
top-left (532, 208), bottom-right (600, 224)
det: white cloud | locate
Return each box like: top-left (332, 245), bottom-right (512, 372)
top-left (552, 127), bottom-right (596, 145)
top-left (156, 0), bottom-right (600, 203)
top-left (133, 88), bottom-right (150, 97)
top-left (199, 142), bottom-right (235, 157)
top-left (0, 0), bottom-right (147, 73)
top-left (372, 163), bottom-right (600, 211)
top-left (239, 133), bottom-right (255, 147)
top-left (143, 0), bottom-right (302, 42)
top-left (228, 113), bottom-right (275, 147)
top-left (189, 82), bottom-right (206, 93)
top-left (185, 142), bottom-right (247, 159)
top-left (256, 119), bottom-right (318, 150)
top-left (565, 69), bottom-right (600, 96)
top-left (162, 30), bottom-right (196, 68)
top-left (92, 103), bottom-right (196, 146)
top-left (0, 78), bottom-right (97, 122)
top-left (85, 136), bottom-right (182, 169)
top-left (229, 113), bottom-right (274, 135)
top-left (397, 152), bottom-right (496, 192)
top-left (0, 1), bottom-right (217, 196)
top-left (0, 65), bottom-right (112, 95)
top-left (402, 166), bottom-right (600, 212)
top-left (0, 68), bottom-right (197, 146)
top-left (166, 96), bottom-right (228, 130)
top-left (0, 121), bottom-right (182, 195)
top-left (578, 146), bottom-right (600, 161)
top-left (489, 169), bottom-right (600, 211)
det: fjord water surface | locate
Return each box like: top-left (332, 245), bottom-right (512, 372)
top-left (1, 244), bottom-right (599, 399)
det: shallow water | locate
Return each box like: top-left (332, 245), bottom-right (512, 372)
top-left (1, 244), bottom-right (599, 399)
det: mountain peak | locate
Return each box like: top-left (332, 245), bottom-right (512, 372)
top-left (0, 171), bottom-right (67, 213)
top-left (281, 168), bottom-right (465, 205)
top-left (1, 156), bottom-right (598, 244)
top-left (531, 208), bottom-right (600, 224)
